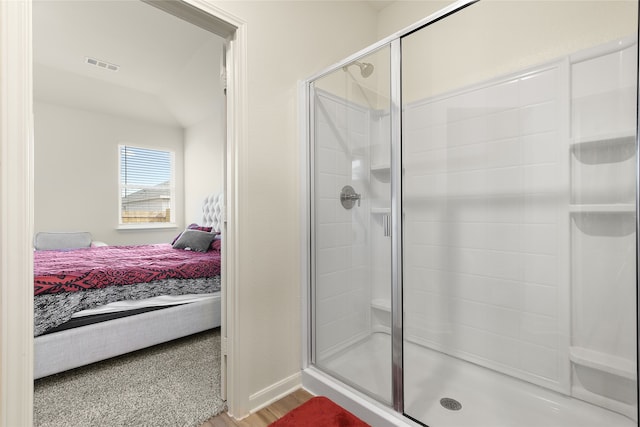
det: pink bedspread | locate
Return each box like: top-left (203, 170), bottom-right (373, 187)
top-left (34, 244), bottom-right (221, 296)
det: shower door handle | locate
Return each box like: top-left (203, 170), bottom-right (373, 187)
top-left (383, 214), bottom-right (391, 237)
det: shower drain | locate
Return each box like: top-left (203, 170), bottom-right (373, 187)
top-left (440, 397), bottom-right (462, 411)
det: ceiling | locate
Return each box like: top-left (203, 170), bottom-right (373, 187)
top-left (33, 0), bottom-right (225, 128)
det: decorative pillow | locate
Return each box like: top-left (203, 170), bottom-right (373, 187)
top-left (171, 223), bottom-right (215, 245)
top-left (211, 235), bottom-right (222, 252)
top-left (172, 229), bottom-right (216, 252)
top-left (34, 231), bottom-right (92, 251)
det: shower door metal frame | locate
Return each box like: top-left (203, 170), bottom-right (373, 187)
top-left (389, 37), bottom-right (404, 413)
top-left (302, 35), bottom-right (410, 413)
top-left (306, 42), bottom-right (397, 406)
top-left (636, 16), bottom-right (640, 425)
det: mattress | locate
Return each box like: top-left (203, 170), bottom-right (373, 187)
top-left (42, 293), bottom-right (220, 335)
top-left (33, 243), bottom-right (222, 336)
top-left (34, 276), bottom-right (221, 336)
top-left (72, 293), bottom-right (218, 317)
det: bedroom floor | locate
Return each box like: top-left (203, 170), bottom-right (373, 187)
top-left (202, 388), bottom-right (314, 427)
top-left (34, 329), bottom-right (224, 427)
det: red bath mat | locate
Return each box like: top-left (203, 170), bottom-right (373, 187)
top-left (268, 396), bottom-right (371, 427)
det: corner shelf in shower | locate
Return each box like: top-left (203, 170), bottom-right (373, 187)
top-left (371, 298), bottom-right (391, 312)
top-left (569, 346), bottom-right (636, 380)
top-left (370, 164), bottom-right (390, 182)
top-left (370, 207), bottom-right (391, 215)
top-left (569, 204), bottom-right (635, 213)
top-left (570, 130), bottom-right (636, 149)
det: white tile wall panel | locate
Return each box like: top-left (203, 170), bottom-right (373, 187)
top-left (485, 138), bottom-right (521, 169)
top-left (520, 313), bottom-right (559, 349)
top-left (446, 143), bottom-right (488, 172)
top-left (403, 149), bottom-right (448, 173)
top-left (519, 101), bottom-right (558, 135)
top-left (486, 109), bottom-right (520, 140)
top-left (523, 194), bottom-right (561, 224)
top-left (402, 63), bottom-right (566, 388)
top-left (316, 247), bottom-right (350, 275)
top-left (521, 132), bottom-right (559, 164)
top-left (403, 125), bottom-right (448, 154)
top-left (456, 299), bottom-right (521, 338)
top-left (521, 224), bottom-right (558, 255)
top-left (572, 45), bottom-right (636, 98)
top-left (485, 79), bottom-right (519, 111)
top-left (572, 45), bottom-right (637, 138)
top-left (316, 122), bottom-right (341, 151)
top-left (520, 342), bottom-right (559, 380)
top-left (485, 167), bottom-right (523, 195)
top-left (523, 253), bottom-right (558, 285)
top-left (452, 274), bottom-right (523, 310)
top-left (447, 115), bottom-right (489, 147)
top-left (523, 283), bottom-right (558, 317)
top-left (315, 270), bottom-right (350, 300)
top-left (520, 69), bottom-right (559, 105)
top-left (314, 91), bottom-right (372, 358)
top-left (483, 196), bottom-right (524, 223)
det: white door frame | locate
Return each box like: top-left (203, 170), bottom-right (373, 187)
top-left (0, 1), bottom-right (248, 425)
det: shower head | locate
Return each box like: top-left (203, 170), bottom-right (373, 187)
top-left (343, 61), bottom-right (374, 78)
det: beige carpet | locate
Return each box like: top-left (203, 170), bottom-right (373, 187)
top-left (34, 328), bottom-right (225, 427)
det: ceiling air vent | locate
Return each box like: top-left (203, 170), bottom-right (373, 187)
top-left (85, 56), bottom-right (119, 72)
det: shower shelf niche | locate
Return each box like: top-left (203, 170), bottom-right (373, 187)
top-left (570, 131), bottom-right (636, 149)
top-left (569, 204), bottom-right (635, 213)
top-left (370, 164), bottom-right (390, 183)
top-left (370, 207), bottom-right (390, 215)
top-left (569, 346), bottom-right (636, 380)
top-left (371, 299), bottom-right (391, 335)
top-left (569, 130), bottom-right (636, 205)
top-left (370, 164), bottom-right (390, 172)
top-left (371, 298), bottom-right (391, 312)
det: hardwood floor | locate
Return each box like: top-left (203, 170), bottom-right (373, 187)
top-left (201, 388), bottom-right (315, 427)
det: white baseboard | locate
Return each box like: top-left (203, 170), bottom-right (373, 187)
top-left (247, 372), bottom-right (302, 414)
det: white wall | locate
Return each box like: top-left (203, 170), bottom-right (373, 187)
top-left (184, 113), bottom-right (225, 225)
top-left (376, 0), bottom-right (452, 39)
top-left (208, 0), bottom-right (379, 413)
top-left (34, 101), bottom-right (185, 245)
top-left (387, 1), bottom-right (637, 103)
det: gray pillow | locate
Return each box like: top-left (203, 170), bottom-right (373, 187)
top-left (34, 231), bottom-right (92, 250)
top-left (172, 229), bottom-right (216, 252)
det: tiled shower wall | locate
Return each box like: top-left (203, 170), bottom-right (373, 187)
top-left (402, 63), bottom-right (570, 392)
top-left (314, 91), bottom-right (372, 359)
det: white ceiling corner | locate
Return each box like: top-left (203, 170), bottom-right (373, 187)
top-left (365, 0), bottom-right (396, 12)
top-left (32, 0), bottom-right (225, 128)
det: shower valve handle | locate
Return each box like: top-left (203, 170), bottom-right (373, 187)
top-left (340, 185), bottom-right (361, 209)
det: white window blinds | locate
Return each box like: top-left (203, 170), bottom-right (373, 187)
top-left (119, 145), bottom-right (175, 225)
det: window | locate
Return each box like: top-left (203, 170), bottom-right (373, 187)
top-left (119, 145), bottom-right (175, 227)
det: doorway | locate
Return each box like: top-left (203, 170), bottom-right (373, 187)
top-left (0, 0), bottom-right (245, 424)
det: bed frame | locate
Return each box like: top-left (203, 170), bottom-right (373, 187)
top-left (34, 193), bottom-right (224, 379)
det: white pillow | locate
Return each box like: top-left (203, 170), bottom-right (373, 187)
top-left (34, 232), bottom-right (92, 250)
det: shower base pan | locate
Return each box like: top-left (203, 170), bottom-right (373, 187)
top-left (314, 332), bottom-right (634, 427)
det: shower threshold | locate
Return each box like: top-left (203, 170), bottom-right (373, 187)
top-left (320, 332), bottom-right (634, 427)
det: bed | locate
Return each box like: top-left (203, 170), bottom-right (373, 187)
top-left (33, 193), bottom-right (224, 379)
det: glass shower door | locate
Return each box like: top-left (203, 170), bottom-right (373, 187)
top-left (310, 46), bottom-right (392, 404)
top-left (401, 2), bottom-right (637, 426)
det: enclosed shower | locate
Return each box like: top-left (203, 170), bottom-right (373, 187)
top-left (302, 1), bottom-right (639, 426)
